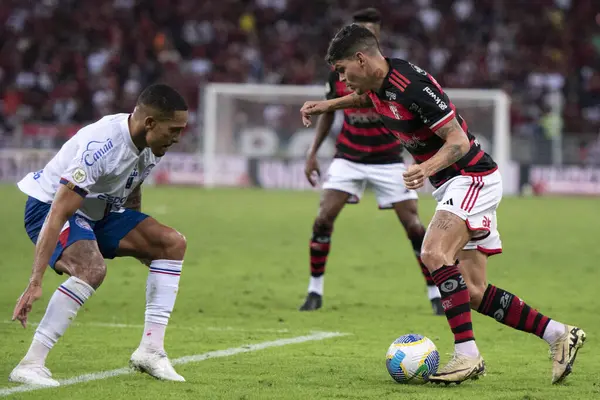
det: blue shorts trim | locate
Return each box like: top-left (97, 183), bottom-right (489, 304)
top-left (24, 197), bottom-right (149, 274)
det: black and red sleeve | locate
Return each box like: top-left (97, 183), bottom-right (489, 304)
top-left (389, 64), bottom-right (456, 132)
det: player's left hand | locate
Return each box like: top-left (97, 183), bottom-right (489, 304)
top-left (403, 164), bottom-right (428, 190)
top-left (300, 101), bottom-right (330, 127)
top-left (12, 282), bottom-right (43, 328)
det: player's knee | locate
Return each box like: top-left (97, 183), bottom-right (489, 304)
top-left (314, 214), bottom-right (335, 232)
top-left (57, 250), bottom-right (106, 289)
top-left (420, 249), bottom-right (447, 272)
top-left (77, 261), bottom-right (107, 289)
top-left (156, 227), bottom-right (187, 260)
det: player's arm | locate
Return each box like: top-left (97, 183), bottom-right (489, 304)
top-left (301, 92), bottom-right (372, 127)
top-left (29, 184), bottom-right (84, 284)
top-left (12, 182), bottom-right (85, 328)
top-left (328, 92), bottom-right (373, 110)
top-left (123, 184), bottom-right (142, 212)
top-left (420, 118), bottom-right (470, 177)
top-left (308, 76), bottom-right (339, 157)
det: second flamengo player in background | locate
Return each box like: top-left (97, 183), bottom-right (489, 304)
top-left (300, 24), bottom-right (586, 385)
top-left (299, 8), bottom-right (442, 315)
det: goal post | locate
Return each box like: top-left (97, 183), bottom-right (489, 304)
top-left (201, 83), bottom-right (511, 188)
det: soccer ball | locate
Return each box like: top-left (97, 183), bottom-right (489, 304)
top-left (385, 334), bottom-right (440, 384)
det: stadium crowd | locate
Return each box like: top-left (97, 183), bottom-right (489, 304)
top-left (0, 0), bottom-right (599, 162)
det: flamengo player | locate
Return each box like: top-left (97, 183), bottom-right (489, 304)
top-left (300, 24), bottom-right (586, 385)
top-left (300, 8), bottom-right (443, 315)
top-left (9, 84), bottom-right (189, 386)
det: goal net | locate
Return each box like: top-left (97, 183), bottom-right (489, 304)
top-left (201, 83), bottom-right (510, 190)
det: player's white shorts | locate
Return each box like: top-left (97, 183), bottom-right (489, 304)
top-left (432, 170), bottom-right (503, 256)
top-left (322, 158), bottom-right (418, 209)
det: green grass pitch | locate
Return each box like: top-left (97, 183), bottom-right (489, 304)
top-left (0, 184), bottom-right (598, 399)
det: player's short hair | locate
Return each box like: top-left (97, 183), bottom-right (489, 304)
top-left (352, 8), bottom-right (381, 24)
top-left (137, 84), bottom-right (188, 120)
top-left (325, 24), bottom-right (380, 65)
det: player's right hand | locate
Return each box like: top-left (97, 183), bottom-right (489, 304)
top-left (305, 155), bottom-right (321, 187)
top-left (12, 282), bottom-right (43, 328)
top-left (301, 101), bottom-right (330, 127)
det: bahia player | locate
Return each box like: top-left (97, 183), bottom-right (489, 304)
top-left (300, 24), bottom-right (586, 385)
top-left (9, 84), bottom-right (189, 387)
top-left (300, 8), bottom-right (443, 315)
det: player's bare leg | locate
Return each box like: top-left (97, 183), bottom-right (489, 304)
top-left (9, 241), bottom-right (104, 387)
top-left (419, 211), bottom-right (485, 384)
top-left (299, 189), bottom-right (350, 311)
top-left (459, 250), bottom-right (586, 384)
top-left (392, 199), bottom-right (443, 315)
top-left (116, 217), bottom-right (187, 381)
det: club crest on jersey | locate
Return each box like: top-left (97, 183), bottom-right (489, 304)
top-left (82, 139), bottom-right (115, 166)
top-left (409, 62), bottom-right (428, 76)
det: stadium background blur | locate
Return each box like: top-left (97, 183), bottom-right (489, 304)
top-left (1, 2), bottom-right (600, 399)
top-left (1, 0), bottom-right (600, 168)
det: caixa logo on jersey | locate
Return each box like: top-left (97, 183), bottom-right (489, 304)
top-left (81, 139), bottom-right (115, 166)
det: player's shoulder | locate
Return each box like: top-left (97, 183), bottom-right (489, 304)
top-left (388, 58), bottom-right (430, 80)
top-left (384, 58), bottom-right (441, 101)
top-left (71, 113), bottom-right (130, 167)
top-left (75, 113), bottom-right (129, 142)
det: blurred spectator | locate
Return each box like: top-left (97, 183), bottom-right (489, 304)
top-left (0, 0), bottom-right (599, 154)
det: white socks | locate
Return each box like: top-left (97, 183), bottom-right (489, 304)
top-left (308, 276), bottom-right (324, 296)
top-left (543, 320), bottom-right (567, 344)
top-left (455, 340), bottom-right (480, 358)
top-left (427, 285), bottom-right (441, 300)
top-left (23, 277), bottom-right (95, 365)
top-left (140, 260), bottom-right (183, 352)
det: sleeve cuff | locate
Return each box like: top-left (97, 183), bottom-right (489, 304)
top-left (429, 110), bottom-right (455, 131)
top-left (60, 178), bottom-right (88, 198)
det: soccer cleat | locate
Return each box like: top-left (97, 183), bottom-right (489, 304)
top-left (130, 347), bottom-right (185, 382)
top-left (9, 363), bottom-right (60, 387)
top-left (299, 292), bottom-right (322, 311)
top-left (429, 353), bottom-right (485, 385)
top-left (430, 298), bottom-right (445, 316)
top-left (550, 325), bottom-right (586, 384)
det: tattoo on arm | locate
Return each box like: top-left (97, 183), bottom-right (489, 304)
top-left (124, 185), bottom-right (142, 212)
top-left (435, 118), bottom-right (468, 165)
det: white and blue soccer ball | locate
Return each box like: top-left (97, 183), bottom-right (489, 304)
top-left (385, 334), bottom-right (440, 384)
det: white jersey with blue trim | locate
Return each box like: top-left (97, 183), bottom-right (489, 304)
top-left (17, 113), bottom-right (160, 221)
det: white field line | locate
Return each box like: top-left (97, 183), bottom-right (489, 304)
top-left (1, 320), bottom-right (290, 333)
top-left (0, 331), bottom-right (349, 397)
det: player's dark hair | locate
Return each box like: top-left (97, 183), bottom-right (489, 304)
top-left (137, 84), bottom-right (188, 119)
top-left (325, 24), bottom-right (380, 65)
top-left (352, 8), bottom-right (381, 24)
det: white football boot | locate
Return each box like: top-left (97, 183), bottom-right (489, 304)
top-left (129, 347), bottom-right (185, 381)
top-left (9, 363), bottom-right (60, 387)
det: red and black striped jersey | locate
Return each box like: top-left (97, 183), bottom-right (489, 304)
top-left (326, 70), bottom-right (404, 164)
top-left (366, 58), bottom-right (497, 188)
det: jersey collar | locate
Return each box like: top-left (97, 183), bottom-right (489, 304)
top-left (375, 57), bottom-right (394, 97)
